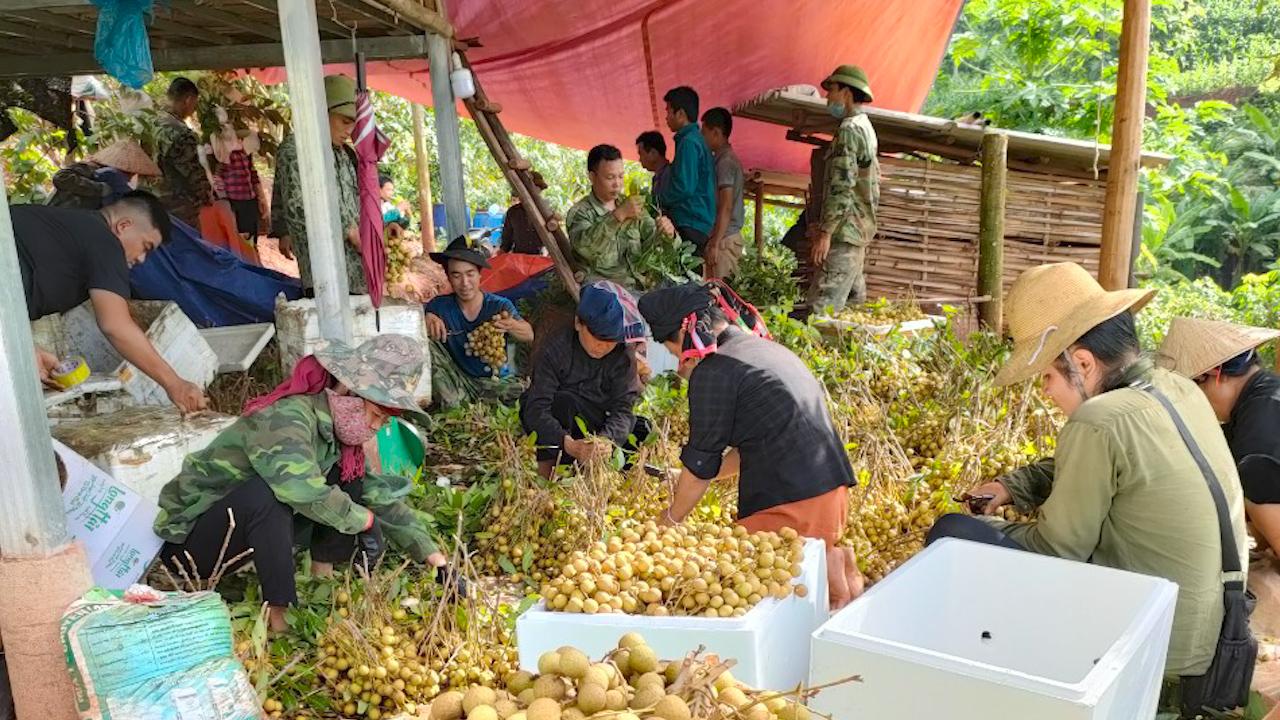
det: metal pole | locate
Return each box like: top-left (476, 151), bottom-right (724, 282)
top-left (427, 32), bottom-right (468, 240)
top-left (0, 168), bottom-right (69, 556)
top-left (412, 102), bottom-right (437, 251)
top-left (278, 0), bottom-right (353, 343)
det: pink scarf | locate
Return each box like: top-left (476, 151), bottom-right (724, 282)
top-left (244, 356), bottom-right (365, 483)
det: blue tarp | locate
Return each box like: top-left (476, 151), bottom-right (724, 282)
top-left (130, 218), bottom-right (303, 327)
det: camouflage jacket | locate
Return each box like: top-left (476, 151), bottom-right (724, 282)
top-left (270, 133), bottom-right (365, 293)
top-left (565, 191), bottom-right (659, 290)
top-left (153, 394), bottom-right (437, 561)
top-left (152, 111), bottom-right (213, 224)
top-left (819, 112), bottom-right (880, 247)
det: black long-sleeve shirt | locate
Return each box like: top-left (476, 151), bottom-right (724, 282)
top-left (520, 326), bottom-right (641, 447)
top-left (1224, 370), bottom-right (1280, 503)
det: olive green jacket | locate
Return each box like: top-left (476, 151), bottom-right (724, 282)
top-left (154, 395), bottom-right (437, 561)
top-left (989, 367), bottom-right (1248, 676)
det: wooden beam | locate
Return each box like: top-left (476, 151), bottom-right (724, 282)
top-left (369, 0), bottom-right (451, 37)
top-left (0, 34), bottom-right (428, 77)
top-left (278, 0), bottom-right (353, 342)
top-left (977, 131), bottom-right (1008, 332)
top-left (0, 17), bottom-right (91, 48)
top-left (329, 0), bottom-right (402, 31)
top-left (171, 2), bottom-right (281, 40)
top-left (411, 102), bottom-right (437, 252)
top-left (1099, 0), bottom-right (1151, 290)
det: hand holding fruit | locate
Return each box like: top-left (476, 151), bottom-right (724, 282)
top-left (565, 436), bottom-right (611, 463)
top-left (490, 315), bottom-right (520, 333)
top-left (967, 481), bottom-right (1013, 515)
top-left (613, 195), bottom-right (643, 223)
top-left (656, 215), bottom-right (675, 237)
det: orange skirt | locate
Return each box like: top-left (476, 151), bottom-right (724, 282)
top-left (737, 485), bottom-right (849, 549)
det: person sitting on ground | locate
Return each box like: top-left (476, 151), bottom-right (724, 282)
top-left (657, 86), bottom-right (716, 255)
top-left (926, 262), bottom-right (1247, 686)
top-left (379, 174), bottom-right (413, 229)
top-left (154, 335), bottom-right (444, 633)
top-left (700, 107), bottom-right (746, 280)
top-left (498, 171), bottom-right (548, 256)
top-left (424, 236), bottom-right (534, 407)
top-left (271, 74), bottom-right (365, 295)
top-left (520, 282), bottom-right (651, 478)
top-left (47, 139), bottom-right (161, 210)
top-left (566, 144), bottom-right (675, 290)
top-left (152, 77), bottom-right (214, 228)
top-left (13, 190), bottom-right (207, 413)
top-left (635, 130), bottom-right (671, 210)
top-left (1159, 317), bottom-right (1280, 560)
top-left (638, 281), bottom-right (864, 610)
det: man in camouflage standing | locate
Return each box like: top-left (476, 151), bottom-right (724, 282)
top-left (809, 65), bottom-right (880, 314)
top-left (152, 77), bottom-right (213, 227)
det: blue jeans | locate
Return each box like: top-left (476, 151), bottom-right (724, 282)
top-left (926, 513), bottom-right (1024, 550)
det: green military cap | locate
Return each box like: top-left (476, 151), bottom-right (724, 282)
top-left (324, 74), bottom-right (358, 120)
top-left (822, 65), bottom-right (874, 102)
top-left (316, 334), bottom-right (425, 414)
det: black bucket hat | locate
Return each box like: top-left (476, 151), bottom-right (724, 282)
top-left (429, 236), bottom-right (490, 270)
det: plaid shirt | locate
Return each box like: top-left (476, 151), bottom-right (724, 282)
top-left (684, 327), bottom-right (855, 519)
top-left (218, 149), bottom-right (260, 201)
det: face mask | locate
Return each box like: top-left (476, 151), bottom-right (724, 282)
top-left (328, 391), bottom-right (377, 446)
top-left (827, 101), bottom-right (847, 120)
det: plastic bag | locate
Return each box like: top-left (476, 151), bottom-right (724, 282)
top-left (61, 588), bottom-right (262, 720)
top-left (90, 0), bottom-right (154, 89)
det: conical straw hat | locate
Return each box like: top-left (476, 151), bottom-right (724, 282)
top-left (88, 140), bottom-right (161, 177)
top-left (1157, 317), bottom-right (1280, 379)
top-left (995, 262), bottom-right (1154, 386)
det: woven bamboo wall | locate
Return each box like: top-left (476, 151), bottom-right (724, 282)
top-left (864, 156), bottom-right (1104, 299)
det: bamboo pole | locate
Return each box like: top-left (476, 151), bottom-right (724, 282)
top-left (977, 131), bottom-right (1008, 331)
top-left (1098, 0), bottom-right (1151, 290)
top-left (411, 103), bottom-right (437, 252)
top-left (754, 187), bottom-right (765, 254)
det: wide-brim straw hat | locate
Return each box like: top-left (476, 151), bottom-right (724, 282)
top-left (315, 334), bottom-right (425, 415)
top-left (88, 140), bottom-right (161, 176)
top-left (995, 262), bottom-right (1154, 386)
top-left (1157, 317), bottom-right (1280, 379)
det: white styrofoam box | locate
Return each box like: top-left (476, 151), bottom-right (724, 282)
top-left (813, 314), bottom-right (946, 337)
top-left (199, 323), bottom-right (276, 373)
top-left (62, 300), bottom-right (218, 405)
top-left (645, 339), bottom-right (679, 376)
top-left (52, 407), bottom-right (236, 506)
top-left (44, 375), bottom-right (136, 425)
top-left (275, 295), bottom-right (432, 405)
top-left (809, 539), bottom-right (1178, 720)
top-left (517, 539), bottom-right (828, 691)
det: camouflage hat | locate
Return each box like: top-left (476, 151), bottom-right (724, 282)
top-left (822, 65), bottom-right (874, 102)
top-left (315, 334), bottom-right (424, 414)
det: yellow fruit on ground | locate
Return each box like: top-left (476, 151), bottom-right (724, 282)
top-left (615, 714), bottom-right (641, 720)
top-left (507, 671), bottom-right (535, 695)
top-left (617, 632), bottom-right (646, 651)
top-left (557, 648), bottom-right (590, 679)
top-left (527, 698), bottom-right (562, 720)
top-left (509, 714), bottom-right (527, 720)
top-left (776, 703), bottom-right (811, 720)
top-left (562, 709), bottom-right (586, 720)
top-left (464, 687), bottom-right (498, 714)
top-left (653, 695), bottom-right (691, 720)
top-left (628, 645), bottom-right (658, 675)
top-left (742, 703), bottom-right (770, 720)
top-left (662, 662), bottom-right (680, 684)
top-left (538, 652), bottom-right (562, 676)
top-left (718, 687), bottom-right (748, 709)
top-left (495, 700), bottom-right (520, 719)
top-left (634, 672), bottom-right (665, 692)
top-left (576, 683), bottom-right (607, 715)
top-left (470, 706), bottom-right (499, 720)
top-left (629, 686), bottom-right (664, 710)
top-left (713, 670), bottom-right (737, 692)
top-left (431, 691), bottom-right (464, 720)
top-left (604, 689), bottom-right (628, 711)
top-left (580, 666), bottom-right (610, 690)
top-left (533, 675), bottom-right (567, 701)
top-left (517, 690), bottom-right (536, 706)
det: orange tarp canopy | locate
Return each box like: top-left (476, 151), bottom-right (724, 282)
top-left (257, 0), bottom-right (963, 174)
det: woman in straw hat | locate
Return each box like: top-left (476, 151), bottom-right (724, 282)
top-left (1160, 317), bottom-right (1280, 555)
top-left (153, 335), bottom-right (446, 632)
top-left (47, 139), bottom-right (162, 210)
top-left (927, 262), bottom-right (1247, 681)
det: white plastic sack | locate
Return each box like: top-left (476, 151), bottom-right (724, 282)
top-left (61, 588), bottom-right (262, 720)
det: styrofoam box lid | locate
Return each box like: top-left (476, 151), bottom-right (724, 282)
top-left (814, 538), bottom-right (1178, 702)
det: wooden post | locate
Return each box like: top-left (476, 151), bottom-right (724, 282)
top-left (427, 32), bottom-right (468, 240)
top-left (753, 187), bottom-right (765, 254)
top-left (1128, 190), bottom-right (1144, 289)
top-left (1098, 0), bottom-right (1151, 291)
top-left (977, 131), bottom-right (1008, 332)
top-left (278, 0), bottom-right (352, 343)
top-left (411, 103), bottom-right (437, 252)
